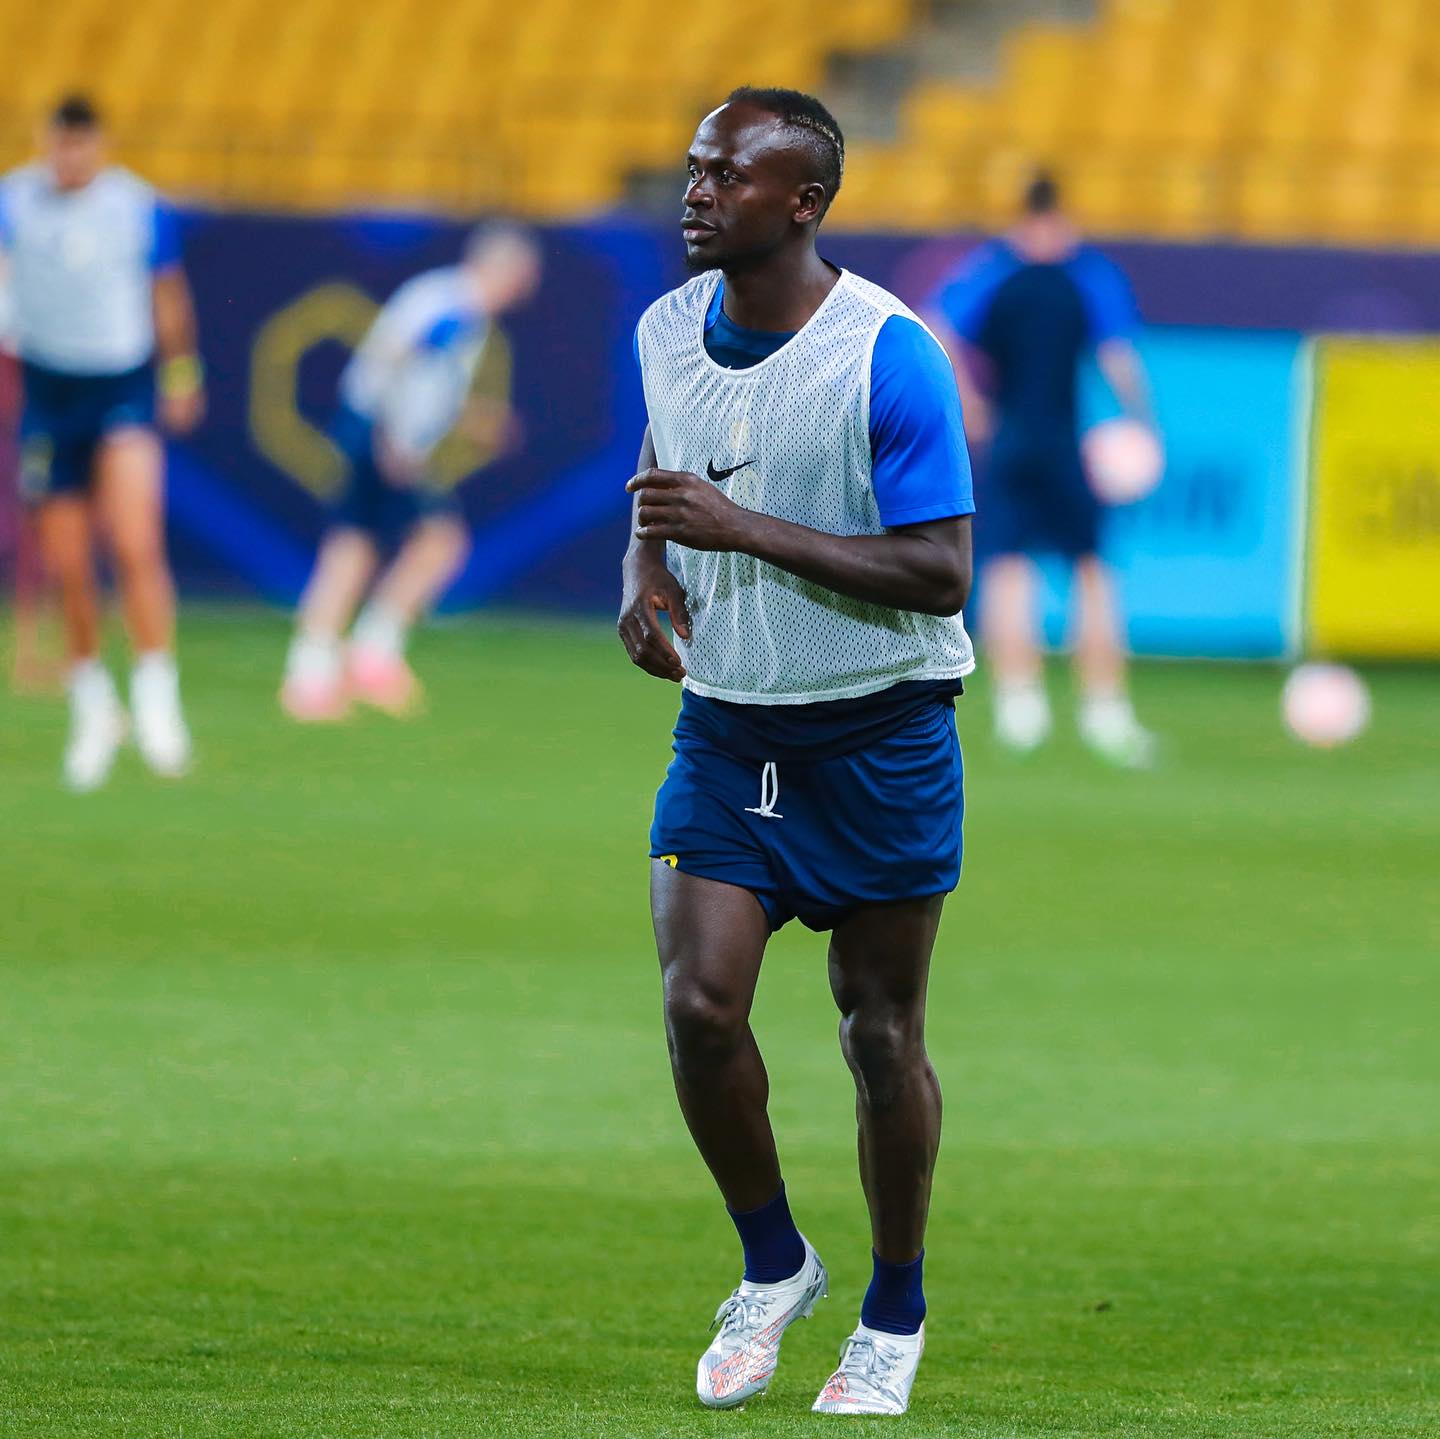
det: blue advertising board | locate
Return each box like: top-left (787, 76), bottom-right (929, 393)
top-left (143, 214), bottom-right (1320, 657)
top-left (1026, 328), bottom-right (1308, 659)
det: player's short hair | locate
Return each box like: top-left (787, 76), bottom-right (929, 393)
top-left (50, 94), bottom-right (101, 130)
top-left (725, 86), bottom-right (845, 209)
top-left (1023, 170), bottom-right (1060, 215)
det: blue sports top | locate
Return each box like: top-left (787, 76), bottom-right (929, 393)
top-left (930, 240), bottom-right (1137, 439)
top-left (637, 277), bottom-right (975, 759)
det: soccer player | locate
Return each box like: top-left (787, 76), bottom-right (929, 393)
top-left (0, 95), bottom-right (204, 790)
top-left (280, 225), bottom-right (540, 721)
top-left (926, 172), bottom-right (1158, 767)
top-left (619, 88), bottom-right (975, 1416)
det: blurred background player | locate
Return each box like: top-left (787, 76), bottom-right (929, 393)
top-left (927, 172), bottom-right (1158, 768)
top-left (280, 223), bottom-right (541, 721)
top-left (0, 95), bottom-right (204, 791)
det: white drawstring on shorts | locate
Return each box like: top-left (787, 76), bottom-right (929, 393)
top-left (744, 760), bottom-right (783, 820)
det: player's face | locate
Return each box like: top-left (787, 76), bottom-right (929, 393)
top-left (681, 104), bottom-right (820, 271)
top-left (45, 124), bottom-right (104, 190)
top-left (479, 246), bottom-right (542, 313)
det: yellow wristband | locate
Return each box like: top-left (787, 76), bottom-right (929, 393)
top-left (159, 354), bottom-right (204, 398)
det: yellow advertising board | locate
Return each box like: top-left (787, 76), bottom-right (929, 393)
top-left (1308, 338), bottom-right (1440, 657)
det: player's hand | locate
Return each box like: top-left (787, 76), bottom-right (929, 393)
top-left (618, 550), bottom-right (691, 683)
top-left (159, 386), bottom-right (205, 436)
top-left (626, 468), bottom-right (748, 552)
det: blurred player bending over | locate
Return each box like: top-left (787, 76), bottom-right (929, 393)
top-left (281, 225), bottom-right (540, 721)
top-left (621, 88), bottom-right (975, 1416)
top-left (927, 172), bottom-right (1158, 767)
top-left (0, 95), bottom-right (204, 790)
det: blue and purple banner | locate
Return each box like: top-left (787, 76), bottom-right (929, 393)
top-left (153, 212), bottom-right (1439, 654)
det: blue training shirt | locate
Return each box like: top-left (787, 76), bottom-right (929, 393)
top-left (635, 278), bottom-right (975, 760)
top-left (930, 239), bottom-right (1137, 440)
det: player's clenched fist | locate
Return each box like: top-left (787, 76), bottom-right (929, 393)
top-left (618, 545), bottom-right (692, 682)
top-left (626, 468), bottom-right (749, 552)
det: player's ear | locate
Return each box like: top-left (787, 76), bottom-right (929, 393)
top-left (794, 182), bottom-right (827, 226)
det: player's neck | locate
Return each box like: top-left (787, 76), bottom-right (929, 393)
top-left (719, 249), bottom-right (838, 334)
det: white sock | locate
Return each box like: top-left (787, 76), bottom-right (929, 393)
top-left (351, 602), bottom-right (408, 659)
top-left (286, 633), bottom-right (342, 685)
top-left (69, 657), bottom-right (117, 709)
top-left (1080, 690), bottom-right (1136, 734)
top-left (132, 649), bottom-right (177, 689)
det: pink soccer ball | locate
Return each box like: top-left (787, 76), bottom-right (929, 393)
top-left (1282, 664), bottom-right (1371, 748)
top-left (1081, 418), bottom-right (1164, 504)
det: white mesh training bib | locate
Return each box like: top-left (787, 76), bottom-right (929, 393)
top-left (637, 268), bottom-right (975, 705)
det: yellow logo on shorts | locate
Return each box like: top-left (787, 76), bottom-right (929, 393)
top-left (659, 854), bottom-right (678, 868)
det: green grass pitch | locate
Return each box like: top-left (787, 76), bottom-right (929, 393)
top-left (1, 609), bottom-right (1436, 1438)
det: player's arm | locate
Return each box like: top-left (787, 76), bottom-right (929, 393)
top-left (618, 425), bottom-right (692, 681)
top-left (630, 481), bottom-right (970, 617)
top-left (1081, 251), bottom-right (1155, 429)
top-left (147, 197), bottom-right (204, 434)
top-left (1097, 338), bottom-right (1154, 428)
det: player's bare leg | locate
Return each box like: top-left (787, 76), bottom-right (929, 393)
top-left (349, 515), bottom-right (470, 715)
top-left (96, 428), bottom-right (173, 652)
top-left (829, 895), bottom-right (945, 1262)
top-left (282, 526), bottom-right (379, 721)
top-left (652, 862), bottom-right (827, 1408)
top-left (813, 894), bottom-right (944, 1416)
top-left (652, 863), bottom-right (780, 1208)
top-left (982, 553), bottom-right (1050, 752)
top-left (37, 493), bottom-right (101, 664)
top-left (95, 427), bottom-right (190, 777)
top-left (38, 492), bottom-right (125, 790)
top-left (1072, 554), bottom-right (1154, 768)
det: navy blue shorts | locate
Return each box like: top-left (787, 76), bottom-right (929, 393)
top-left (329, 406), bottom-right (462, 541)
top-left (650, 700), bottom-right (964, 932)
top-left (981, 431), bottom-right (1101, 561)
top-left (18, 361), bottom-right (156, 504)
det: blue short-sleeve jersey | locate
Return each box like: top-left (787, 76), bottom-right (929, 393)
top-left (149, 201), bottom-right (183, 271)
top-left (930, 239), bottom-right (1138, 435)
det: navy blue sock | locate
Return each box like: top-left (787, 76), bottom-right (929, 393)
top-left (861, 1250), bottom-right (926, 1335)
top-left (727, 1185), bottom-right (806, 1283)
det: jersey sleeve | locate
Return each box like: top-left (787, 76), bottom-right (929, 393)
top-left (868, 315), bottom-right (975, 528)
top-left (148, 198), bottom-right (183, 271)
top-left (1069, 247), bottom-right (1139, 344)
top-left (928, 241), bottom-right (1015, 344)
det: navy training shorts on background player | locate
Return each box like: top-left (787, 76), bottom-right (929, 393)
top-left (18, 360), bottom-right (156, 503)
top-left (328, 404), bottom-right (462, 542)
top-left (650, 698), bottom-right (965, 932)
top-left (980, 429), bottom-right (1101, 561)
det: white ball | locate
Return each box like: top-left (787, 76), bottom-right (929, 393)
top-left (1282, 663), bottom-right (1371, 748)
top-left (1081, 418), bottom-right (1164, 504)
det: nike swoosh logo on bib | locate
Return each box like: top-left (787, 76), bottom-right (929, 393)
top-left (706, 458), bottom-right (754, 483)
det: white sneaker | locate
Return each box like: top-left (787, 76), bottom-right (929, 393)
top-left (63, 666), bottom-right (128, 793)
top-left (1079, 694), bottom-right (1156, 770)
top-left (131, 654), bottom-right (192, 778)
top-left (812, 1321), bottom-right (925, 1416)
top-left (696, 1239), bottom-right (828, 1409)
top-left (994, 683), bottom-right (1052, 753)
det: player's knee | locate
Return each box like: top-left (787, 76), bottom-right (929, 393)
top-left (110, 528), bottom-right (164, 578)
top-left (840, 1005), bottom-right (922, 1106)
top-left (664, 980), bottom-right (746, 1068)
